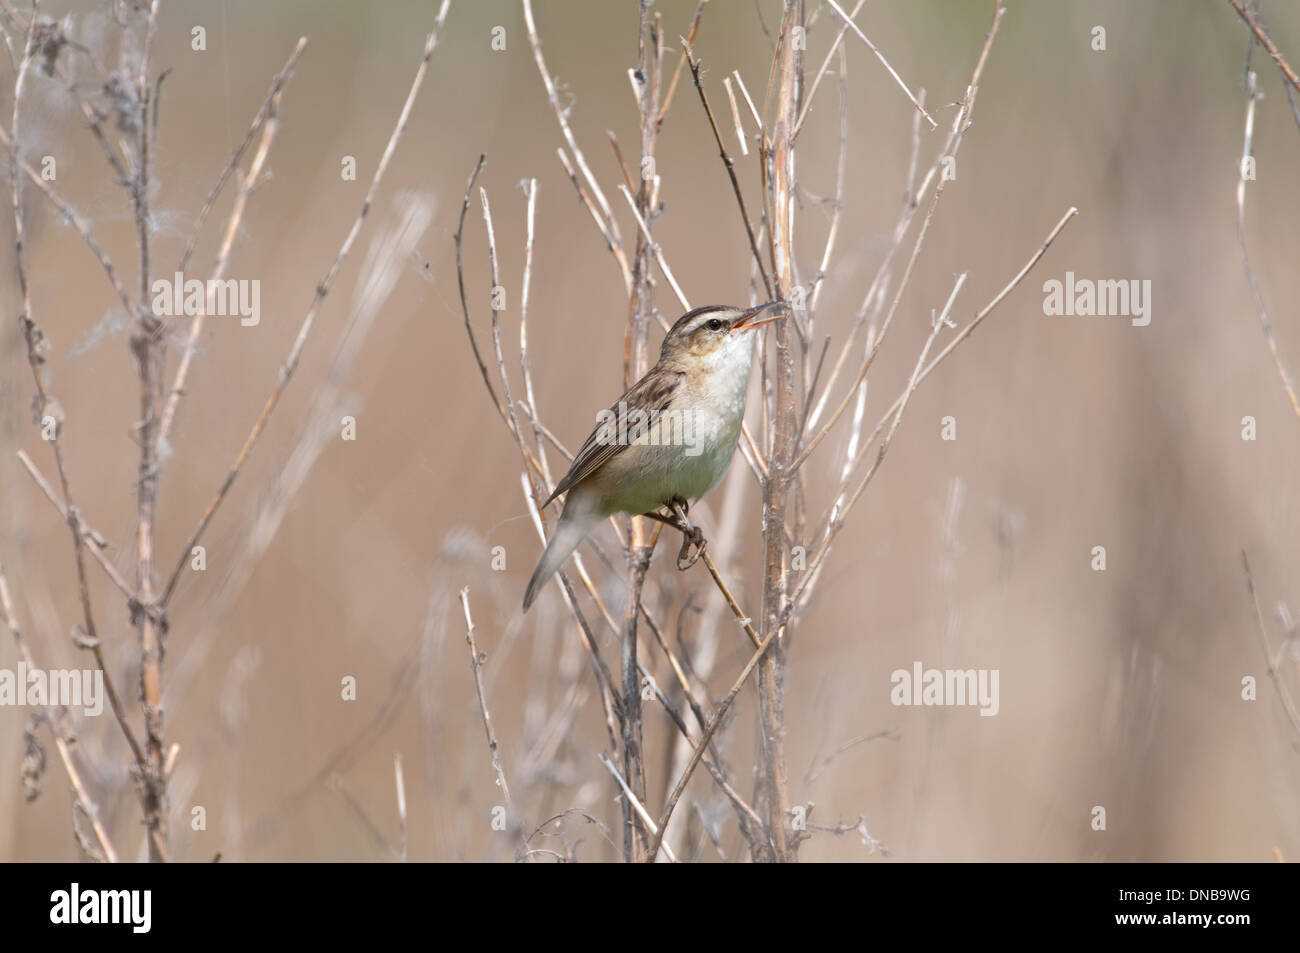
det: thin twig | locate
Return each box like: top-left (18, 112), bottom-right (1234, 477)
top-left (159, 9), bottom-right (451, 608)
top-left (751, 0), bottom-right (803, 863)
top-left (556, 147), bottom-right (632, 291)
top-left (656, 0), bottom-right (710, 126)
top-left (647, 622), bottom-right (781, 862)
top-left (518, 178), bottom-right (549, 468)
top-left (393, 752), bottom-right (408, 862)
top-left (597, 752), bottom-right (677, 862)
top-left (790, 207), bottom-right (1077, 617)
top-left (17, 451), bottom-right (133, 600)
top-left (1229, 0), bottom-right (1300, 93)
top-left (460, 588), bottom-right (514, 815)
top-left (454, 155), bottom-right (505, 419)
top-left (1234, 69), bottom-right (1300, 421)
top-left (683, 40), bottom-right (772, 297)
top-left (158, 84), bottom-right (287, 448)
top-left (805, 728), bottom-right (900, 784)
top-left (0, 566), bottom-right (119, 862)
top-left (730, 69), bottom-right (764, 136)
top-left (793, 0), bottom-right (863, 137)
top-left (480, 187), bottom-right (527, 445)
top-left (793, 18), bottom-right (1001, 471)
top-left (0, 122), bottom-right (135, 316)
top-left (159, 38), bottom-right (309, 447)
top-left (1241, 552), bottom-right (1300, 739)
top-left (722, 76), bottom-right (748, 155)
top-left (174, 37), bottom-right (308, 275)
top-left (822, 0), bottom-right (935, 128)
top-left (7, 6), bottom-right (153, 823)
top-left (522, 0), bottom-right (625, 252)
top-left (699, 550), bottom-right (761, 648)
top-left (618, 183), bottom-right (690, 312)
top-left (801, 1), bottom-right (1005, 449)
top-left (128, 0), bottom-right (168, 863)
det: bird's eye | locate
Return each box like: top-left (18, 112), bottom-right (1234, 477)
top-left (707, 318), bottom-right (724, 331)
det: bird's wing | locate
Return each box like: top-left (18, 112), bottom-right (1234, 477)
top-left (543, 368), bottom-right (684, 508)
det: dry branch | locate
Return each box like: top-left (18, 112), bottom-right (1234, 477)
top-left (159, 8), bottom-right (451, 610)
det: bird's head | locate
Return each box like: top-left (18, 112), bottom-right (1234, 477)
top-left (659, 301), bottom-right (786, 364)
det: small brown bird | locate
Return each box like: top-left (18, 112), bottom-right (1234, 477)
top-left (523, 301), bottom-right (784, 611)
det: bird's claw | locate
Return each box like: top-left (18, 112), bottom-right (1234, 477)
top-left (665, 497), bottom-right (704, 569)
top-left (676, 526), bottom-right (706, 570)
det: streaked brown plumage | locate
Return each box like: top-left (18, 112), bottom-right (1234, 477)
top-left (524, 301), bottom-right (784, 611)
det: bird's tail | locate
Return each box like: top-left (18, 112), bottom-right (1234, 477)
top-left (523, 508), bottom-right (599, 612)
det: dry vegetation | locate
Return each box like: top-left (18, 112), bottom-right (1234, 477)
top-left (1, 0), bottom-right (1298, 863)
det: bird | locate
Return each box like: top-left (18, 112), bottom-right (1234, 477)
top-left (523, 301), bottom-right (785, 612)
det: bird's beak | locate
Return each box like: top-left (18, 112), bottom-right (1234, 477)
top-left (731, 300), bottom-right (786, 332)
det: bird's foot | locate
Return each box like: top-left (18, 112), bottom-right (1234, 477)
top-left (640, 499), bottom-right (707, 569)
top-left (676, 528), bottom-right (706, 570)
top-left (670, 498), bottom-right (706, 570)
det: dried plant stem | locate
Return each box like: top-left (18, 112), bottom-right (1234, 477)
top-left (463, 169), bottom-right (628, 774)
top-left (128, 0), bottom-right (168, 864)
top-left (8, 5), bottom-right (154, 848)
top-left (518, 455), bottom-right (621, 756)
top-left (795, 154), bottom-right (943, 472)
top-left (793, 0), bottom-right (864, 136)
top-left (699, 550), bottom-right (761, 648)
top-left (617, 184), bottom-right (690, 312)
top-left (1234, 69), bottom-right (1300, 421)
top-left (1229, 0), bottom-right (1300, 93)
top-left (518, 178), bottom-right (548, 466)
top-left (522, 0), bottom-right (627, 269)
top-left (801, 1), bottom-right (1005, 451)
top-left (750, 0), bottom-right (804, 864)
top-left (1241, 552), bottom-right (1300, 740)
top-left (790, 207), bottom-right (1078, 617)
top-left (648, 622), bottom-right (781, 861)
top-left (0, 0), bottom-right (133, 187)
top-left (730, 69), bottom-right (764, 133)
top-left (159, 9), bottom-right (450, 609)
top-left (640, 668), bottom-right (764, 843)
top-left (392, 753), bottom-right (407, 862)
top-left (16, 452), bottom-right (133, 601)
top-left (463, 164), bottom-right (626, 765)
top-left (823, 0), bottom-right (934, 127)
top-left (460, 588), bottom-right (515, 815)
top-left (454, 154), bottom-right (505, 418)
top-left (0, 123), bottom-right (135, 316)
top-left (516, 435), bottom-right (762, 845)
top-left (460, 0), bottom-right (1037, 865)
top-left (619, 547), bottom-right (651, 862)
top-left (841, 275), bottom-right (962, 518)
top-left (866, 207), bottom-right (1079, 441)
top-left (607, 1), bottom-right (671, 863)
top-left (608, 131), bottom-right (638, 195)
top-left (174, 37), bottom-right (308, 275)
top-left (656, 0), bottom-right (709, 126)
top-left (0, 566), bottom-right (119, 862)
top-left (597, 752), bottom-right (677, 862)
top-left (807, 45), bottom-right (852, 322)
top-left (159, 44), bottom-right (304, 447)
top-left (722, 77), bottom-right (748, 155)
top-left (556, 147), bottom-right (632, 291)
top-left (683, 42), bottom-right (772, 296)
top-left (480, 188), bottom-right (528, 453)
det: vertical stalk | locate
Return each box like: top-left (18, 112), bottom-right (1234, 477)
top-left (618, 0), bottom-right (664, 862)
top-left (755, 0), bottom-right (803, 863)
top-left (130, 0), bottom-right (168, 863)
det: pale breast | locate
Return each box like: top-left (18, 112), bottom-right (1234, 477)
top-left (589, 340), bottom-right (753, 514)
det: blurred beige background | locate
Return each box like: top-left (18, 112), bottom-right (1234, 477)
top-left (2, 0), bottom-right (1299, 861)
